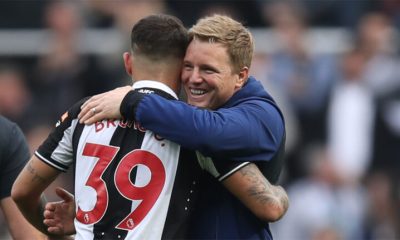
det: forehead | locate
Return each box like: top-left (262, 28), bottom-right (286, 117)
top-left (184, 39), bottom-right (231, 65)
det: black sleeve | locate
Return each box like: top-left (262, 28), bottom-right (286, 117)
top-left (120, 90), bottom-right (145, 121)
top-left (120, 88), bottom-right (174, 121)
top-left (36, 97), bottom-right (89, 172)
top-left (0, 116), bottom-right (30, 199)
top-left (196, 152), bottom-right (250, 182)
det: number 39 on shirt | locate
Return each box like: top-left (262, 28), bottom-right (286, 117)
top-left (76, 143), bottom-right (166, 231)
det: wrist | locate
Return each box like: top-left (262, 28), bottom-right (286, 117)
top-left (120, 90), bottom-right (146, 121)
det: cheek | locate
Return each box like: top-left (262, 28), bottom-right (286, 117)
top-left (181, 74), bottom-right (191, 92)
top-left (181, 70), bottom-right (190, 83)
top-left (217, 79), bottom-right (236, 99)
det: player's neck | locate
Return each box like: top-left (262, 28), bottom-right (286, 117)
top-left (133, 69), bottom-right (181, 95)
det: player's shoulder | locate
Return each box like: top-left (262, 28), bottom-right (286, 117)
top-left (68, 97), bottom-right (90, 118)
top-left (52, 97), bottom-right (90, 130)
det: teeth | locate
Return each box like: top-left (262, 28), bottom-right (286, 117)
top-left (190, 89), bottom-right (205, 95)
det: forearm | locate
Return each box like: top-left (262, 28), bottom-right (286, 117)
top-left (12, 157), bottom-right (61, 235)
top-left (1, 197), bottom-right (47, 240)
top-left (15, 194), bottom-right (49, 234)
top-left (222, 163), bottom-right (289, 222)
top-left (251, 184), bottom-right (289, 222)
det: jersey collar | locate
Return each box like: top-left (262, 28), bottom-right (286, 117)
top-left (132, 80), bottom-right (178, 100)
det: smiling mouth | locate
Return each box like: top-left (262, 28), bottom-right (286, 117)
top-left (190, 88), bottom-right (206, 95)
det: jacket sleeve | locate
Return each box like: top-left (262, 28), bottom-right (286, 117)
top-left (136, 94), bottom-right (285, 161)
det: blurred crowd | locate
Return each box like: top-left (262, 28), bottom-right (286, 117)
top-left (0, 0), bottom-right (400, 239)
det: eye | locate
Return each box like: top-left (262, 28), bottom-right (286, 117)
top-left (203, 68), bottom-right (216, 74)
top-left (183, 63), bottom-right (193, 71)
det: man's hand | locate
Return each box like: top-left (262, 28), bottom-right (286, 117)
top-left (43, 187), bottom-right (76, 236)
top-left (78, 86), bottom-right (132, 124)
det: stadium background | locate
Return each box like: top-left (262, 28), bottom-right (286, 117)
top-left (0, 0), bottom-right (399, 239)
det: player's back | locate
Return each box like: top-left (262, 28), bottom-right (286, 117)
top-left (36, 98), bottom-right (183, 240)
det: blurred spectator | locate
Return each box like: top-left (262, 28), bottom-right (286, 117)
top-left (167, 0), bottom-right (264, 27)
top-left (84, 0), bottom-right (166, 30)
top-left (251, 52), bottom-right (300, 183)
top-left (261, 1), bottom-right (339, 181)
top-left (83, 0), bottom-right (167, 87)
top-left (327, 49), bottom-right (375, 184)
top-left (33, 1), bottom-right (86, 122)
top-left (368, 53), bottom-right (400, 240)
top-left (348, 13), bottom-right (400, 208)
top-left (354, 12), bottom-right (400, 97)
top-left (378, 0), bottom-right (400, 30)
top-left (0, 64), bottom-right (33, 131)
top-left (32, 1), bottom-right (112, 123)
top-left (271, 144), bottom-right (367, 240)
top-left (363, 171), bottom-right (400, 239)
top-left (260, 0), bottom-right (373, 29)
top-left (370, 83), bottom-right (400, 177)
top-left (81, 0), bottom-right (116, 28)
top-left (112, 0), bottom-right (166, 34)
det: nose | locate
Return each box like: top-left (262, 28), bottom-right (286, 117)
top-left (188, 68), bottom-right (203, 84)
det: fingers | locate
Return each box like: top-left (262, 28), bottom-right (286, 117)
top-left (80, 92), bottom-right (104, 110)
top-left (79, 105), bottom-right (98, 124)
top-left (78, 86), bottom-right (131, 124)
top-left (84, 111), bottom-right (105, 125)
top-left (80, 108), bottom-right (104, 125)
top-left (46, 226), bottom-right (63, 235)
top-left (78, 91), bottom-right (107, 120)
top-left (55, 187), bottom-right (74, 202)
top-left (78, 98), bottom-right (99, 122)
top-left (44, 208), bottom-right (55, 219)
top-left (79, 95), bottom-right (107, 124)
top-left (45, 202), bottom-right (57, 212)
top-left (43, 206), bottom-right (62, 234)
top-left (43, 218), bottom-right (58, 228)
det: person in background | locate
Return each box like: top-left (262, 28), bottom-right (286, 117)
top-left (0, 115), bottom-right (46, 240)
top-left (260, 1), bottom-right (338, 182)
top-left (0, 65), bottom-right (32, 131)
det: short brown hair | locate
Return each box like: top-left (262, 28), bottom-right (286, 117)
top-left (131, 14), bottom-right (189, 61)
top-left (189, 14), bottom-right (254, 73)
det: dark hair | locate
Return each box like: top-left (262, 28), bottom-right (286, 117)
top-left (131, 14), bottom-right (189, 60)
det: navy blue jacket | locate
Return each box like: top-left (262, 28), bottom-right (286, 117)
top-left (132, 77), bottom-right (285, 239)
top-left (136, 77), bottom-right (285, 162)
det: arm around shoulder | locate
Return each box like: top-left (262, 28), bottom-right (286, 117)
top-left (136, 95), bottom-right (285, 160)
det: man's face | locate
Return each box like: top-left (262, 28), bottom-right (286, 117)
top-left (181, 39), bottom-right (242, 110)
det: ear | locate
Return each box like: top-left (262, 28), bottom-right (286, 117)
top-left (235, 67), bottom-right (249, 88)
top-left (123, 52), bottom-right (133, 76)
